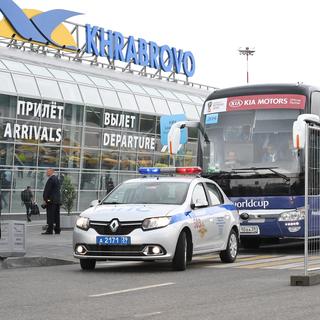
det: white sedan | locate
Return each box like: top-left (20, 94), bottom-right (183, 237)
top-left (73, 167), bottom-right (240, 271)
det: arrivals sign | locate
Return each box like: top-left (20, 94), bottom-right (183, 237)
top-left (0, 0), bottom-right (196, 77)
top-left (3, 101), bottom-right (63, 142)
top-left (204, 94), bottom-right (306, 114)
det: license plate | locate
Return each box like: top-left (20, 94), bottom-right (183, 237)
top-left (240, 225), bottom-right (260, 235)
top-left (96, 236), bottom-right (131, 245)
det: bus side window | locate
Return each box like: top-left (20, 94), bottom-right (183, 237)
top-left (311, 91), bottom-right (320, 116)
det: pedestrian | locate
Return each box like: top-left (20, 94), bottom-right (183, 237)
top-left (21, 186), bottom-right (34, 222)
top-left (42, 168), bottom-right (61, 235)
top-left (106, 177), bottom-right (114, 194)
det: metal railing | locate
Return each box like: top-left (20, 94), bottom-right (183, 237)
top-left (304, 123), bottom-right (320, 275)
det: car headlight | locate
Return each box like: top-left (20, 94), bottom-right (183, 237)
top-left (278, 209), bottom-right (305, 221)
top-left (142, 217), bottom-right (171, 230)
top-left (76, 217), bottom-right (90, 230)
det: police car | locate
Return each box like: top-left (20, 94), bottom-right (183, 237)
top-left (73, 167), bottom-right (240, 271)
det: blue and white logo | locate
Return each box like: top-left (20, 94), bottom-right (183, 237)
top-left (0, 0), bottom-right (81, 50)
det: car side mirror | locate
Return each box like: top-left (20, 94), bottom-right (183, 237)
top-left (240, 212), bottom-right (250, 220)
top-left (191, 200), bottom-right (209, 210)
top-left (90, 199), bottom-right (101, 207)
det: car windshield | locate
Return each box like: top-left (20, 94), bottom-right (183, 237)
top-left (102, 181), bottom-right (190, 205)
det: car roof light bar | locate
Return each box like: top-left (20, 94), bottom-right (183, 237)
top-left (138, 167), bottom-right (202, 175)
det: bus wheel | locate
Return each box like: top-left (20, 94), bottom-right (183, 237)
top-left (241, 238), bottom-right (260, 249)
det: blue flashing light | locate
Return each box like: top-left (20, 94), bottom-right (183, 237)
top-left (139, 167), bottom-right (161, 175)
top-left (138, 166), bottom-right (202, 175)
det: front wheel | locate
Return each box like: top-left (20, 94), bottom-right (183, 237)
top-left (220, 229), bottom-right (238, 263)
top-left (80, 258), bottom-right (96, 271)
top-left (172, 231), bottom-right (187, 271)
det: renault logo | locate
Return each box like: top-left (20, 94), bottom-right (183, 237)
top-left (110, 219), bottom-right (119, 233)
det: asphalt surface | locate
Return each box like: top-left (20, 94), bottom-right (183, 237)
top-left (1, 219), bottom-right (320, 320)
top-left (1, 260), bottom-right (320, 320)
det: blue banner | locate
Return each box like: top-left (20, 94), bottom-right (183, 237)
top-left (160, 114), bottom-right (187, 146)
top-left (230, 196), bottom-right (304, 210)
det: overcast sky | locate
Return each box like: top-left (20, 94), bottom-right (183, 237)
top-left (11, 0), bottom-right (320, 89)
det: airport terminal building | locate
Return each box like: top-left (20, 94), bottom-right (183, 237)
top-left (0, 2), bottom-right (213, 214)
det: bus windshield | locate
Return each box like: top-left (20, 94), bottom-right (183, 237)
top-left (202, 108), bottom-right (301, 174)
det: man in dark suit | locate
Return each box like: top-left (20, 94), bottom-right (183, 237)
top-left (42, 168), bottom-right (61, 235)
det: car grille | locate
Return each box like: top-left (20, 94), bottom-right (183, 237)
top-left (89, 220), bottom-right (142, 235)
top-left (83, 244), bottom-right (146, 256)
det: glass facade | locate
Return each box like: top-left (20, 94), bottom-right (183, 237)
top-left (0, 55), bottom-right (206, 214)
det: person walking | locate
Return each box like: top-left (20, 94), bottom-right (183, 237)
top-left (21, 186), bottom-right (34, 222)
top-left (42, 168), bottom-right (61, 235)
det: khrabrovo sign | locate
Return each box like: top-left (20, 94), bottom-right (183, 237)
top-left (86, 26), bottom-right (196, 77)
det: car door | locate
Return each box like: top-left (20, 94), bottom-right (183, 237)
top-left (190, 183), bottom-right (211, 252)
top-left (205, 182), bottom-right (230, 249)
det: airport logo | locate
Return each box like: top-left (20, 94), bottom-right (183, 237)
top-left (0, 0), bottom-right (80, 50)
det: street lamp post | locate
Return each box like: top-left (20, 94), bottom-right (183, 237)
top-left (238, 47), bottom-right (255, 84)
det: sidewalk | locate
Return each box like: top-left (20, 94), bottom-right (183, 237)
top-left (1, 219), bottom-right (77, 269)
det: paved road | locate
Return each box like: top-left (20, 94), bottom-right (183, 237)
top-left (1, 259), bottom-right (320, 320)
top-left (2, 221), bottom-right (320, 320)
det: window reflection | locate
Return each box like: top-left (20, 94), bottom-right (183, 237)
top-left (0, 190), bottom-right (10, 213)
top-left (100, 172), bottom-right (118, 192)
top-left (11, 190), bottom-right (25, 213)
top-left (154, 154), bottom-right (169, 167)
top-left (64, 103), bottom-right (83, 125)
top-left (38, 146), bottom-right (60, 167)
top-left (139, 115), bottom-right (156, 133)
top-left (36, 171), bottom-right (47, 189)
top-left (137, 153), bottom-right (153, 167)
top-left (14, 144), bottom-right (37, 167)
top-left (61, 147), bottom-right (80, 168)
top-left (12, 168), bottom-right (36, 189)
top-left (120, 152), bottom-right (137, 171)
top-left (84, 128), bottom-right (101, 148)
top-left (80, 172), bottom-right (100, 190)
top-left (0, 143), bottom-right (13, 165)
top-left (62, 126), bottom-right (81, 147)
top-left (86, 106), bottom-right (103, 127)
top-left (101, 150), bottom-right (119, 170)
top-left (0, 168), bottom-right (12, 189)
top-left (83, 149), bottom-right (100, 169)
top-left (0, 94), bottom-right (16, 118)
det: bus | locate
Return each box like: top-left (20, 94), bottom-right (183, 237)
top-left (195, 83), bottom-right (320, 248)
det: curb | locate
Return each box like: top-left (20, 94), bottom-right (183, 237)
top-left (0, 256), bottom-right (77, 269)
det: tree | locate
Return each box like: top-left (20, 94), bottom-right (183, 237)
top-left (61, 175), bottom-right (76, 215)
